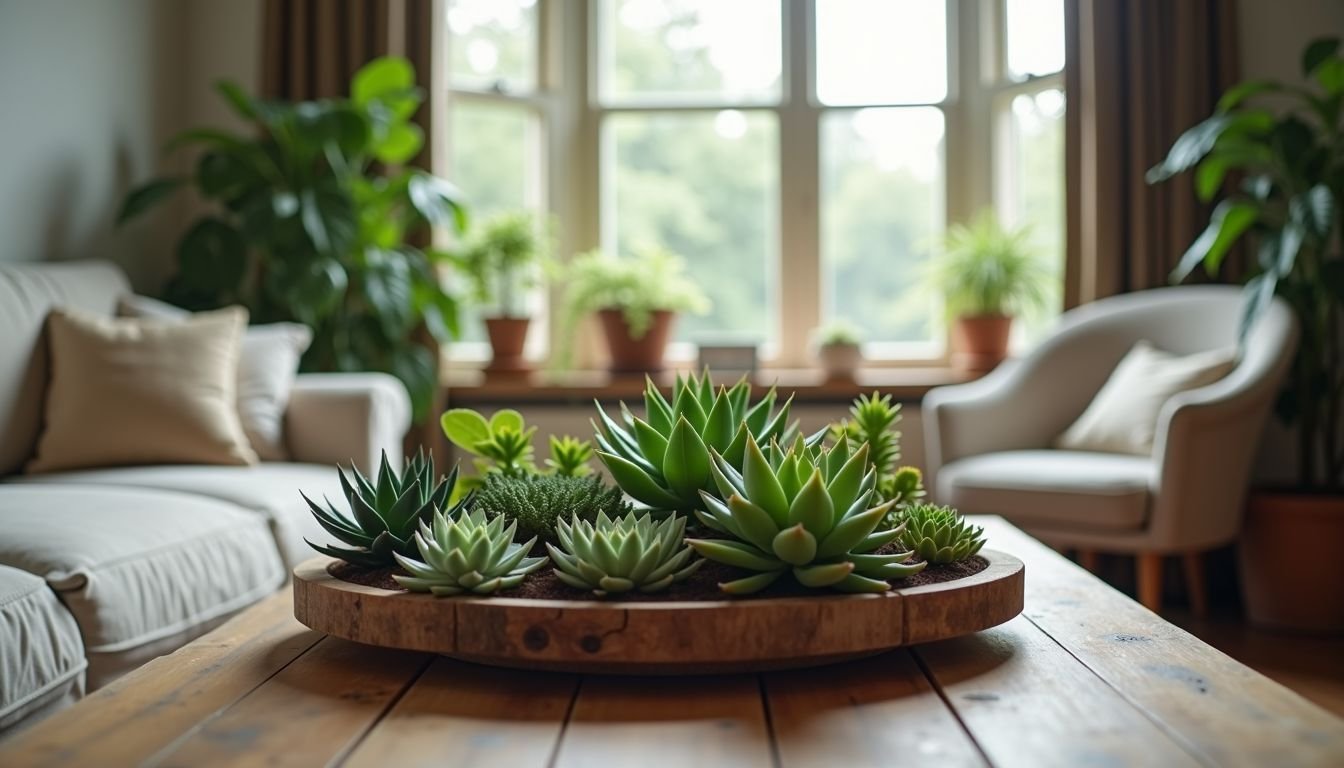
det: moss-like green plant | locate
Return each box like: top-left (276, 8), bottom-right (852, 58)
top-left (894, 504), bottom-right (987, 564)
top-left (595, 371), bottom-right (819, 512)
top-left (472, 473), bottom-right (631, 544)
top-left (393, 508), bottom-right (547, 596)
top-left (546, 435), bottom-right (594, 477)
top-left (302, 450), bottom-right (464, 568)
top-left (687, 435), bottom-right (925, 594)
top-left (547, 512), bottom-right (702, 595)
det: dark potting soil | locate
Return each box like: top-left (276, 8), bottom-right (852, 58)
top-left (328, 553), bottom-right (989, 602)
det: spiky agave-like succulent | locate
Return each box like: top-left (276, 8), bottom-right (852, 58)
top-left (546, 435), bottom-right (595, 477)
top-left (473, 473), bottom-right (631, 544)
top-left (546, 512), bottom-right (702, 595)
top-left (687, 435), bottom-right (925, 594)
top-left (393, 508), bottom-right (547, 596)
top-left (895, 504), bottom-right (987, 564)
top-left (302, 450), bottom-right (463, 568)
top-left (594, 371), bottom-right (820, 512)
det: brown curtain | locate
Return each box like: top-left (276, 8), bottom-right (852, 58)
top-left (262, 0), bottom-right (435, 169)
top-left (1064, 0), bottom-right (1240, 307)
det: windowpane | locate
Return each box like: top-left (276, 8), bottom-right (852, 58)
top-left (447, 0), bottom-right (537, 93)
top-left (448, 101), bottom-right (543, 344)
top-left (606, 111), bottom-right (778, 344)
top-left (1005, 0), bottom-right (1065, 79)
top-left (599, 0), bottom-right (782, 104)
top-left (998, 89), bottom-right (1065, 340)
top-left (821, 108), bottom-right (945, 345)
top-left (816, 0), bottom-right (947, 105)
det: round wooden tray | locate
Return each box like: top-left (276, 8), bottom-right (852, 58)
top-left (292, 550), bottom-right (1024, 674)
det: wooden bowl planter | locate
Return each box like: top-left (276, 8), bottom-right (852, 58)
top-left (292, 550), bottom-right (1024, 674)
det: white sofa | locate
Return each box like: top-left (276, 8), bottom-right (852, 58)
top-left (0, 261), bottom-right (411, 734)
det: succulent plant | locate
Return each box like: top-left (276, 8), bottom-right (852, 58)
top-left (441, 407), bottom-right (539, 484)
top-left (894, 505), bottom-right (987, 564)
top-left (302, 450), bottom-right (462, 568)
top-left (393, 508), bottom-right (547, 596)
top-left (594, 371), bottom-right (820, 512)
top-left (472, 473), bottom-right (632, 544)
top-left (687, 435), bottom-right (925, 594)
top-left (546, 435), bottom-right (595, 477)
top-left (547, 512), bottom-right (702, 595)
top-left (829, 392), bottom-right (927, 505)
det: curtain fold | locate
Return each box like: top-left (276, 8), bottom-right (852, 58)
top-left (1064, 0), bottom-right (1240, 306)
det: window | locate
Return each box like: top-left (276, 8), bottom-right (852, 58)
top-left (440, 0), bottom-right (1066, 367)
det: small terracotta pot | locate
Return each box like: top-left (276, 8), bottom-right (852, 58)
top-left (598, 308), bottom-right (674, 374)
top-left (818, 343), bottom-right (862, 381)
top-left (484, 316), bottom-right (531, 373)
top-left (951, 314), bottom-right (1013, 373)
top-left (1239, 491), bottom-right (1344, 633)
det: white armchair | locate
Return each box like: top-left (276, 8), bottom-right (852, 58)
top-left (923, 285), bottom-right (1298, 614)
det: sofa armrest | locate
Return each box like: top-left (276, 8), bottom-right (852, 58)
top-left (284, 373), bottom-right (412, 474)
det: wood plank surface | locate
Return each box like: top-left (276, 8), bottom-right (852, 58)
top-left (150, 637), bottom-right (430, 768)
top-left (981, 518), bottom-right (1344, 767)
top-left (916, 616), bottom-right (1202, 767)
top-left (553, 674), bottom-right (772, 768)
top-left (0, 592), bottom-right (319, 768)
top-left (342, 658), bottom-right (577, 768)
top-left (765, 650), bottom-right (985, 768)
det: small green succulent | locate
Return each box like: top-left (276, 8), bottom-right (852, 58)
top-left (547, 512), bottom-right (702, 595)
top-left (472, 473), bottom-right (632, 544)
top-left (895, 504), bottom-right (987, 564)
top-left (546, 435), bottom-right (594, 477)
top-left (393, 508), bottom-right (547, 596)
top-left (441, 407), bottom-right (538, 485)
top-left (302, 450), bottom-right (463, 568)
top-left (595, 371), bottom-right (820, 512)
top-left (687, 435), bottom-right (925, 594)
top-left (829, 391), bottom-right (911, 502)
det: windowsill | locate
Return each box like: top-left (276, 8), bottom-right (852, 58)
top-left (441, 366), bottom-right (981, 407)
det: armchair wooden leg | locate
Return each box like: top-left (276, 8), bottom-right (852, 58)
top-left (1137, 554), bottom-right (1163, 614)
top-left (1076, 549), bottom-right (1100, 573)
top-left (1182, 551), bottom-right (1209, 619)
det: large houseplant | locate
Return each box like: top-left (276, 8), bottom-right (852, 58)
top-left (559, 247), bottom-right (709, 373)
top-left (930, 209), bottom-right (1049, 372)
top-left (117, 57), bottom-right (466, 419)
top-left (457, 212), bottom-right (545, 373)
top-left (1148, 37), bottom-right (1344, 631)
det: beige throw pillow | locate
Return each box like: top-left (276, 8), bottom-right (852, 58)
top-left (1055, 341), bottom-right (1237, 456)
top-left (26, 307), bottom-right (258, 473)
top-left (117, 295), bottom-right (312, 460)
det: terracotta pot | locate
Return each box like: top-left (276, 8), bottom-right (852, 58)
top-left (818, 343), bottom-right (862, 381)
top-left (1239, 491), bottom-right (1344, 633)
top-left (484, 316), bottom-right (531, 373)
top-left (951, 314), bottom-right (1013, 373)
top-left (598, 308), bottom-right (674, 374)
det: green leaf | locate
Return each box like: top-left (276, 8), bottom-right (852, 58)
top-left (373, 121), bottom-right (424, 165)
top-left (742, 437), bottom-right (790, 527)
top-left (1316, 58), bottom-right (1344, 95)
top-left (1216, 80), bottom-right (1279, 112)
top-left (408, 172), bottom-right (468, 233)
top-left (630, 417), bottom-right (669, 471)
top-left (793, 561), bottom-right (855, 588)
top-left (441, 409), bottom-right (491, 453)
top-left (352, 56), bottom-right (416, 107)
top-left (726, 495), bottom-right (783, 552)
top-left (686, 538), bottom-right (782, 571)
top-left (215, 80), bottom-right (258, 121)
top-left (702, 389), bottom-right (734, 451)
top-left (663, 417), bottom-right (711, 500)
top-left (1170, 200), bottom-right (1258, 282)
top-left (1303, 37), bottom-right (1341, 77)
top-left (117, 178), bottom-right (184, 224)
top-left (1147, 115), bottom-right (1230, 183)
top-left (598, 452), bottom-right (684, 509)
top-left (490, 409), bottom-right (525, 434)
top-left (788, 470), bottom-right (834, 540)
top-left (1238, 272), bottom-right (1279, 345)
top-left (825, 443), bottom-right (869, 518)
top-left (771, 524), bottom-right (818, 566)
top-left (174, 218), bottom-right (247, 295)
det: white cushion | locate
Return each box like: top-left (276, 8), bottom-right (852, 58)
top-left (118, 295), bottom-right (312, 461)
top-left (1056, 341), bottom-right (1236, 456)
top-left (937, 450), bottom-right (1154, 532)
top-left (0, 485), bottom-right (285, 655)
top-left (11, 463), bottom-right (344, 568)
top-left (0, 565), bottom-right (85, 731)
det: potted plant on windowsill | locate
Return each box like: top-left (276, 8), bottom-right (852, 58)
top-left (930, 209), bottom-right (1049, 373)
top-left (559, 247), bottom-right (709, 374)
top-left (1148, 37), bottom-right (1344, 632)
top-left (457, 212), bottom-right (545, 375)
top-left (813, 320), bottom-right (864, 381)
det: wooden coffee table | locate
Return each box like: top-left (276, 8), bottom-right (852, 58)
top-left (3, 517), bottom-right (1343, 767)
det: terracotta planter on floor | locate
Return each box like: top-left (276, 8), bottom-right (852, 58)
top-left (951, 314), bottom-right (1013, 373)
top-left (484, 316), bottom-right (531, 374)
top-left (598, 308), bottom-right (674, 374)
top-left (1239, 492), bottom-right (1344, 633)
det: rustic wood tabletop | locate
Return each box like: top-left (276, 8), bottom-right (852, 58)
top-left (3, 517), bottom-right (1342, 768)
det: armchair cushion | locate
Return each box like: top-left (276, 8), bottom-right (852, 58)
top-left (937, 450), bottom-right (1154, 532)
top-left (284, 373), bottom-right (412, 475)
top-left (1056, 341), bottom-right (1235, 456)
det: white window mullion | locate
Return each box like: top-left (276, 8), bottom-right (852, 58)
top-left (776, 0), bottom-right (819, 368)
